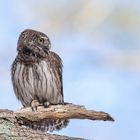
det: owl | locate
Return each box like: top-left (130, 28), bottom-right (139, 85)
top-left (11, 29), bottom-right (68, 132)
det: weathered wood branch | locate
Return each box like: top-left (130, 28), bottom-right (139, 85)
top-left (0, 103), bottom-right (114, 140)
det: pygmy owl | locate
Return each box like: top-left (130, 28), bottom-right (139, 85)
top-left (11, 29), bottom-right (68, 132)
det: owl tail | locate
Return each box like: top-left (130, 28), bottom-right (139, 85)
top-left (25, 119), bottom-right (69, 132)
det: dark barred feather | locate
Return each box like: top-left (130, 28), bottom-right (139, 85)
top-left (12, 54), bottom-right (63, 107)
top-left (24, 119), bottom-right (69, 132)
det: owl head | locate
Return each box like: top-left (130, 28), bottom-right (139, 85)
top-left (17, 29), bottom-right (51, 58)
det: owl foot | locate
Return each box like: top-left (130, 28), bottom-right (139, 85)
top-left (31, 99), bottom-right (40, 111)
top-left (43, 101), bottom-right (50, 108)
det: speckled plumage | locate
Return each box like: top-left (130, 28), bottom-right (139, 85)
top-left (11, 29), bottom-right (68, 132)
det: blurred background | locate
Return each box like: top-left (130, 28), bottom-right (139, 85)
top-left (0, 0), bottom-right (140, 139)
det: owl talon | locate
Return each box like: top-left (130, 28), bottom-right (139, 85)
top-left (31, 99), bottom-right (40, 111)
top-left (43, 101), bottom-right (50, 107)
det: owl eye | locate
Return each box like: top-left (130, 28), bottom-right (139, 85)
top-left (38, 38), bottom-right (44, 44)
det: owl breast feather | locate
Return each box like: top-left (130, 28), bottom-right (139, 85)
top-left (12, 60), bottom-right (63, 107)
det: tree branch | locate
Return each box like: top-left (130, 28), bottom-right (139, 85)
top-left (0, 103), bottom-right (114, 140)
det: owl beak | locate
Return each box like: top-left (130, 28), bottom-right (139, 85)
top-left (43, 47), bottom-right (49, 53)
top-left (43, 43), bottom-right (50, 53)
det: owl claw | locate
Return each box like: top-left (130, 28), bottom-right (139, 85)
top-left (30, 99), bottom-right (40, 111)
top-left (43, 101), bottom-right (50, 108)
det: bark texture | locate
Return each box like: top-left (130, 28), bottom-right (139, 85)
top-left (0, 103), bottom-right (114, 140)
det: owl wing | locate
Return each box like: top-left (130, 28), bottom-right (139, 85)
top-left (49, 51), bottom-right (63, 100)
